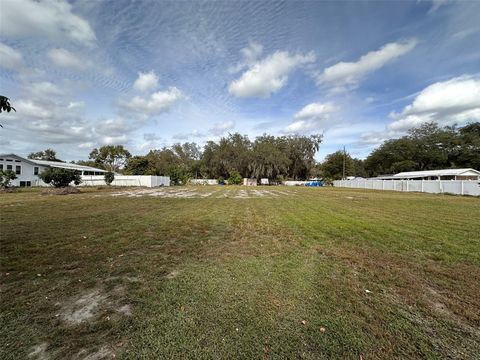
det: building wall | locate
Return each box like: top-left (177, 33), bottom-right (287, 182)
top-left (0, 155), bottom-right (48, 186)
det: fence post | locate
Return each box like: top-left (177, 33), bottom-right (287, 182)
top-left (406, 180), bottom-right (409, 192)
top-left (461, 181), bottom-right (464, 195)
top-left (421, 180), bottom-right (424, 192)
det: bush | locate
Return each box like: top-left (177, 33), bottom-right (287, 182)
top-left (228, 170), bottom-right (242, 185)
top-left (0, 170), bottom-right (17, 188)
top-left (168, 165), bottom-right (191, 185)
top-left (104, 171), bottom-right (115, 185)
top-left (39, 168), bottom-right (82, 188)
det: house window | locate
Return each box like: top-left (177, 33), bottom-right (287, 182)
top-left (7, 165), bottom-right (12, 170)
top-left (34, 167), bottom-right (39, 175)
top-left (19, 181), bottom-right (31, 187)
top-left (15, 160), bottom-right (21, 162)
top-left (0, 164), bottom-right (3, 171)
top-left (6, 159), bottom-right (13, 162)
top-left (16, 166), bottom-right (21, 175)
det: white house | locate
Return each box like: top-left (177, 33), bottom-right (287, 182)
top-left (0, 154), bottom-right (106, 187)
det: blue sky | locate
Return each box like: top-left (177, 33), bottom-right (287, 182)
top-left (1, 0), bottom-right (479, 161)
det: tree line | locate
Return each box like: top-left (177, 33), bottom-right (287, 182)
top-left (321, 122), bottom-right (480, 179)
top-left (25, 122), bottom-right (479, 183)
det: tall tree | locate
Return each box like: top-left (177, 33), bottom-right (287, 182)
top-left (321, 150), bottom-right (355, 180)
top-left (28, 149), bottom-right (61, 162)
top-left (89, 145), bottom-right (131, 172)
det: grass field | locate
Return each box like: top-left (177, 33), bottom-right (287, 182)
top-left (1, 186), bottom-right (479, 359)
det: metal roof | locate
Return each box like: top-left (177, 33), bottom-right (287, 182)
top-left (31, 159), bottom-right (106, 172)
top-left (0, 154), bottom-right (106, 173)
top-left (393, 168), bottom-right (480, 178)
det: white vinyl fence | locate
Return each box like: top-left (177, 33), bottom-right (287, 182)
top-left (190, 179), bottom-right (218, 185)
top-left (334, 179), bottom-right (480, 196)
top-left (80, 175), bottom-right (170, 187)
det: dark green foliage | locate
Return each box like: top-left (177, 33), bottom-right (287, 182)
top-left (167, 164), bottom-right (191, 185)
top-left (122, 134), bottom-right (322, 181)
top-left (104, 171), bottom-right (115, 185)
top-left (0, 170), bottom-right (17, 188)
top-left (227, 170), bottom-right (242, 185)
top-left (39, 168), bottom-right (82, 188)
top-left (28, 149), bottom-right (61, 162)
top-left (364, 122), bottom-right (480, 176)
top-left (0, 96), bottom-right (15, 127)
top-left (321, 151), bottom-right (355, 180)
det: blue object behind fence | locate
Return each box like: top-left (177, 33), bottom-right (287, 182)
top-left (305, 181), bottom-right (323, 187)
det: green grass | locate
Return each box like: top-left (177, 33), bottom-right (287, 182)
top-left (1, 186), bottom-right (479, 359)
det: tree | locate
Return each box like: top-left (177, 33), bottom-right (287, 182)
top-left (0, 96), bottom-right (16, 128)
top-left (104, 172), bottom-right (115, 185)
top-left (28, 149), bottom-right (61, 162)
top-left (124, 156), bottom-right (152, 175)
top-left (284, 134), bottom-right (323, 180)
top-left (249, 135), bottom-right (289, 180)
top-left (321, 150), bottom-right (355, 180)
top-left (0, 170), bottom-right (17, 188)
top-left (363, 122), bottom-right (480, 177)
top-left (89, 145), bottom-right (131, 172)
top-left (39, 168), bottom-right (82, 188)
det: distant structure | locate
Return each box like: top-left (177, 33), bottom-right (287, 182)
top-left (0, 153), bottom-right (106, 187)
top-left (243, 178), bottom-right (257, 186)
top-left (373, 168), bottom-right (480, 181)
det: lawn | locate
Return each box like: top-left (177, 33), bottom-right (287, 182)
top-left (1, 186), bottom-right (479, 359)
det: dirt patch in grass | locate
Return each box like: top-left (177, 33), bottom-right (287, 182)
top-left (73, 346), bottom-right (116, 360)
top-left (28, 343), bottom-right (49, 359)
top-left (59, 285), bottom-right (132, 326)
top-left (41, 187), bottom-right (82, 196)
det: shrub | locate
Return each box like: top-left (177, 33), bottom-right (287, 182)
top-left (39, 168), bottom-right (82, 188)
top-left (104, 171), bottom-right (115, 185)
top-left (0, 170), bottom-right (17, 188)
top-left (168, 165), bottom-right (191, 185)
top-left (228, 170), bottom-right (242, 185)
top-left (218, 176), bottom-right (225, 185)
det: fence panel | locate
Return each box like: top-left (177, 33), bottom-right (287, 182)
top-left (333, 180), bottom-right (479, 196)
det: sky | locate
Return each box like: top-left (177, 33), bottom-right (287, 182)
top-left (1, 0), bottom-right (479, 161)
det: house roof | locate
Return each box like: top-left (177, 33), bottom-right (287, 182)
top-left (0, 154), bottom-right (106, 173)
top-left (393, 168), bottom-right (480, 178)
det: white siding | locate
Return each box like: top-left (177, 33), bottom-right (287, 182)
top-left (0, 155), bottom-right (48, 186)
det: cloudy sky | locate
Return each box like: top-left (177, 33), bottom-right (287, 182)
top-left (1, 0), bottom-right (479, 161)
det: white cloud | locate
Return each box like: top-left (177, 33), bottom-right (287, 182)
top-left (120, 87), bottom-right (187, 117)
top-left (229, 41), bottom-right (263, 73)
top-left (388, 75), bottom-right (480, 131)
top-left (133, 71), bottom-right (159, 92)
top-left (294, 102), bottom-right (338, 120)
top-left (48, 48), bottom-right (89, 71)
top-left (0, 42), bottom-right (23, 70)
top-left (209, 121), bottom-right (235, 135)
top-left (318, 39), bottom-right (417, 92)
top-left (283, 102), bottom-right (338, 134)
top-left (229, 50), bottom-right (316, 98)
top-left (0, 0), bottom-right (96, 46)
